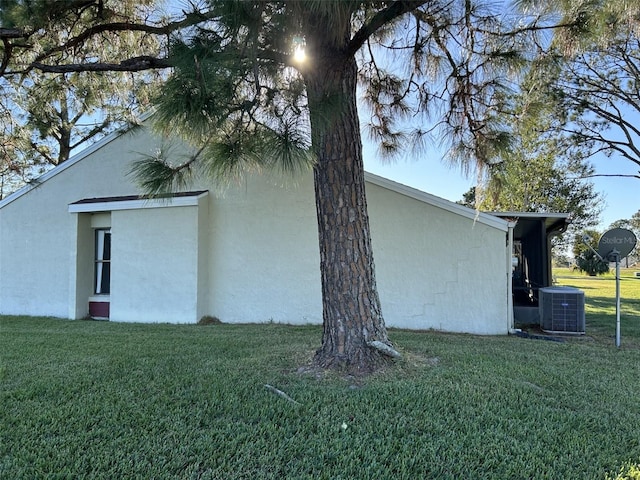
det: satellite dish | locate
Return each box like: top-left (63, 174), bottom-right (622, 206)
top-left (597, 228), bottom-right (637, 261)
top-left (593, 227), bottom-right (637, 349)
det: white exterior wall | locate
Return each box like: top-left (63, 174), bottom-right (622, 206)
top-left (0, 132), bottom-right (147, 317)
top-left (196, 195), bottom-right (210, 321)
top-left (0, 126), bottom-right (187, 319)
top-left (0, 192), bottom-right (75, 317)
top-left (69, 213), bottom-right (96, 319)
top-left (109, 205), bottom-right (202, 323)
top-left (203, 173), bottom-right (323, 324)
top-left (196, 171), bottom-right (509, 334)
top-left (367, 182), bottom-right (509, 334)
top-left (0, 124), bottom-right (510, 334)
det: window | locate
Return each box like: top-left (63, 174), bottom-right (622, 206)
top-left (95, 229), bottom-right (111, 294)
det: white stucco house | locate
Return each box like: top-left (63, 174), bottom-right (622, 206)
top-left (0, 121), bottom-right (517, 334)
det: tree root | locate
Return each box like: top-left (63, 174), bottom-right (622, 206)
top-left (313, 342), bottom-right (398, 376)
top-left (366, 340), bottom-right (402, 358)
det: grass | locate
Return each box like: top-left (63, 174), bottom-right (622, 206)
top-left (1, 269), bottom-right (640, 479)
top-left (553, 267), bottom-right (640, 346)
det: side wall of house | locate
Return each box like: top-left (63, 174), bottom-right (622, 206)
top-left (1, 124), bottom-right (508, 334)
top-left (69, 213), bottom-right (95, 319)
top-left (0, 129), bottom-right (158, 318)
top-left (109, 205), bottom-right (202, 323)
top-left (202, 172), bottom-right (323, 324)
top-left (196, 195), bottom-right (210, 321)
top-left (366, 183), bottom-right (509, 334)
top-left (0, 187), bottom-right (79, 317)
top-left (199, 172), bottom-right (509, 334)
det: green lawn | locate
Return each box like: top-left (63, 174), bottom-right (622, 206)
top-left (554, 267), bottom-right (640, 346)
top-left (1, 270), bottom-right (640, 479)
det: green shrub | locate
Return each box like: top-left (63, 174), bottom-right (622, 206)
top-left (576, 250), bottom-right (610, 275)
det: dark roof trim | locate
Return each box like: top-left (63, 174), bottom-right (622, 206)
top-left (68, 190), bottom-right (208, 213)
top-left (491, 212), bottom-right (570, 235)
top-left (70, 190), bottom-right (208, 205)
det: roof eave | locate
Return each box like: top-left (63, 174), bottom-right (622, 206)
top-left (0, 113), bottom-right (154, 210)
top-left (364, 172), bottom-right (510, 231)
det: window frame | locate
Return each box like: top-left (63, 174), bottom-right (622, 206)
top-left (94, 228), bottom-right (111, 295)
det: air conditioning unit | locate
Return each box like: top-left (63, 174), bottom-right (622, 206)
top-left (539, 286), bottom-right (585, 334)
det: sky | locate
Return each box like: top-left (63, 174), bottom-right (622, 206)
top-left (362, 139), bottom-right (639, 232)
top-left (156, 0), bottom-right (639, 233)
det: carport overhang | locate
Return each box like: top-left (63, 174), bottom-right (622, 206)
top-left (492, 212), bottom-right (571, 326)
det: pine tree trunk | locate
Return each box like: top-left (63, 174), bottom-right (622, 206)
top-left (305, 53), bottom-right (392, 374)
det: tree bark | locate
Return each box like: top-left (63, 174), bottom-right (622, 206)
top-left (305, 50), bottom-right (392, 374)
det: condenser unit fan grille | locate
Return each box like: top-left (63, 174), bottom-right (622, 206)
top-left (539, 287), bottom-right (585, 334)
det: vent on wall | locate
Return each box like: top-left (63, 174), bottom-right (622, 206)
top-left (539, 286), bottom-right (585, 334)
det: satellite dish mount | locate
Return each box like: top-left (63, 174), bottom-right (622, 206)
top-left (590, 228), bottom-right (638, 347)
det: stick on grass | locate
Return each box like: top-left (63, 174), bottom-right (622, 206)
top-left (264, 384), bottom-right (302, 406)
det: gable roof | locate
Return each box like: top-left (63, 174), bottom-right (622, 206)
top-left (0, 121), bottom-right (509, 231)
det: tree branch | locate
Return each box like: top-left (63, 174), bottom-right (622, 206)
top-left (1, 8), bottom-right (212, 75)
top-left (581, 173), bottom-right (640, 180)
top-left (0, 28), bottom-right (28, 39)
top-left (1, 39), bottom-right (12, 75)
top-left (32, 56), bottom-right (172, 73)
top-left (264, 384), bottom-right (302, 406)
top-left (30, 15), bottom-right (207, 67)
top-left (347, 1), bottom-right (430, 57)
